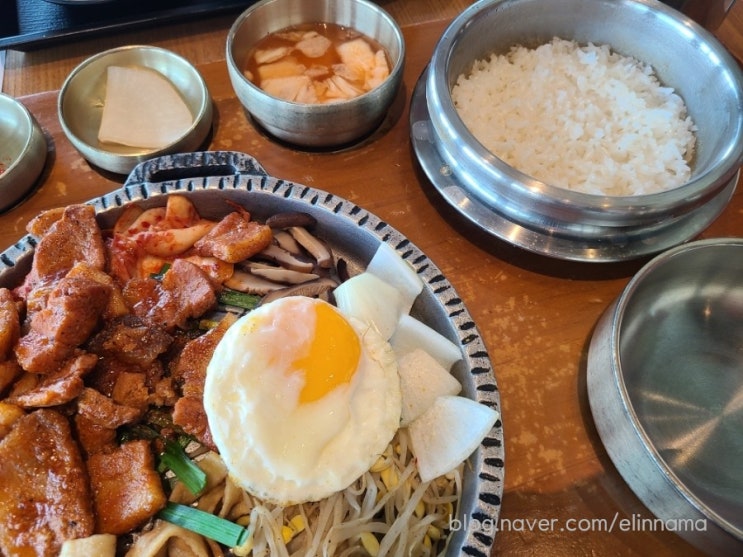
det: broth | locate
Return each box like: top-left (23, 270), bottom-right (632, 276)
top-left (244, 22), bottom-right (390, 104)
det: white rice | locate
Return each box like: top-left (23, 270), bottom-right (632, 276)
top-left (451, 37), bottom-right (697, 196)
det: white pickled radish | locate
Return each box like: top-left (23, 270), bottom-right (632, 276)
top-left (408, 395), bottom-right (499, 482)
top-left (366, 243), bottom-right (424, 314)
top-left (98, 66), bottom-right (193, 150)
top-left (398, 348), bottom-right (462, 426)
top-left (334, 272), bottom-right (405, 340)
top-left (390, 313), bottom-right (462, 371)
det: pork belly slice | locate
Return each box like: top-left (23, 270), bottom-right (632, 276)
top-left (156, 258), bottom-right (218, 326)
top-left (123, 258), bottom-right (216, 330)
top-left (193, 211), bottom-right (273, 263)
top-left (0, 288), bottom-right (20, 362)
top-left (15, 205), bottom-right (106, 300)
top-left (66, 262), bottom-right (130, 320)
top-left (76, 386), bottom-right (143, 429)
top-left (87, 314), bottom-right (173, 367)
top-left (86, 355), bottom-right (164, 399)
top-left (172, 397), bottom-right (217, 452)
top-left (111, 371), bottom-right (150, 411)
top-left (7, 352), bottom-right (98, 409)
top-left (75, 374), bottom-right (148, 457)
top-left (0, 359), bottom-right (21, 396)
top-left (87, 439), bottom-right (167, 535)
top-left (170, 313), bottom-right (235, 451)
top-left (29, 275), bottom-right (111, 348)
top-left (15, 275), bottom-right (111, 374)
top-left (171, 312), bottom-right (236, 399)
top-left (0, 409), bottom-right (95, 556)
top-left (74, 413), bottom-right (118, 457)
top-left (0, 401), bottom-right (24, 440)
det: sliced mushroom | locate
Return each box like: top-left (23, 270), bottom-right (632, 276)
top-left (258, 244), bottom-right (315, 273)
top-left (250, 267), bottom-right (320, 285)
top-left (265, 211), bottom-right (317, 230)
top-left (336, 258), bottom-right (351, 283)
top-left (288, 226), bottom-right (333, 268)
top-left (273, 230), bottom-right (303, 254)
top-left (260, 277), bottom-right (339, 306)
top-left (239, 260), bottom-right (278, 271)
top-left (223, 270), bottom-right (286, 295)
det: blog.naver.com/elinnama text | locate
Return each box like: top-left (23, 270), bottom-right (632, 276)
top-left (449, 513), bottom-right (708, 535)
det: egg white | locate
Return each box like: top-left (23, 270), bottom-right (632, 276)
top-left (203, 296), bottom-right (401, 505)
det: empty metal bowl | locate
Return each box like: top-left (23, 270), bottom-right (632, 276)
top-left (411, 0), bottom-right (743, 262)
top-left (226, 0), bottom-right (405, 148)
top-left (58, 45), bottom-right (213, 174)
top-left (588, 238), bottom-right (743, 556)
top-left (0, 93), bottom-right (47, 213)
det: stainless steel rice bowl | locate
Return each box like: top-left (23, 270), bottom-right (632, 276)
top-left (226, 0), bottom-right (405, 148)
top-left (411, 0), bottom-right (743, 261)
top-left (587, 238), bottom-right (743, 556)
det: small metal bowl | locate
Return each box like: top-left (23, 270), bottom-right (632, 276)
top-left (412, 0), bottom-right (743, 262)
top-left (0, 93), bottom-right (47, 213)
top-left (226, 0), bottom-right (405, 148)
top-left (58, 45), bottom-right (213, 174)
top-left (588, 238), bottom-right (743, 556)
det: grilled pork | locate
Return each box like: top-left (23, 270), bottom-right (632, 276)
top-left (87, 439), bottom-right (167, 535)
top-left (15, 205), bottom-right (106, 301)
top-left (0, 409), bottom-right (95, 556)
top-left (15, 275), bottom-right (111, 374)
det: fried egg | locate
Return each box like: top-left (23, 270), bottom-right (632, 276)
top-left (203, 295), bottom-right (401, 505)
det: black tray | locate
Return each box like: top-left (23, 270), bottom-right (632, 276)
top-left (0, 0), bottom-right (257, 50)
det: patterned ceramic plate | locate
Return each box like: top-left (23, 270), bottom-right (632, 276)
top-left (0, 150), bottom-right (504, 556)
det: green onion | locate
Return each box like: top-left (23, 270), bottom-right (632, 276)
top-left (218, 289), bottom-right (261, 310)
top-left (159, 439), bottom-right (207, 496)
top-left (118, 423), bottom-right (160, 444)
top-left (158, 502), bottom-right (250, 547)
top-left (146, 408), bottom-right (178, 431)
top-left (150, 263), bottom-right (172, 280)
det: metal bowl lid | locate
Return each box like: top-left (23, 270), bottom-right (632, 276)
top-left (587, 238), bottom-right (743, 555)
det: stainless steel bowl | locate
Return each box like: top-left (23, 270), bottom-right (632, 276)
top-left (226, 0), bottom-right (405, 148)
top-left (0, 93), bottom-right (47, 213)
top-left (58, 45), bottom-right (213, 174)
top-left (411, 0), bottom-right (743, 262)
top-left (588, 238), bottom-right (743, 556)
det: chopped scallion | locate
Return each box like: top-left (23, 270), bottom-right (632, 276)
top-left (158, 502), bottom-right (250, 547)
top-left (159, 439), bottom-right (207, 496)
top-left (218, 289), bottom-right (261, 310)
top-left (150, 263), bottom-right (172, 280)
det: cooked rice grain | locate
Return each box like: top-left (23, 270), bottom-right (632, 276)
top-left (451, 37), bottom-right (697, 196)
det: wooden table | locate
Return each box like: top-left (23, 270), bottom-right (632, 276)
top-left (2, 1), bottom-right (742, 556)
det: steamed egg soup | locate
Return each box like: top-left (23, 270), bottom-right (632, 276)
top-left (244, 22), bottom-right (391, 103)
top-left (204, 296), bottom-right (401, 505)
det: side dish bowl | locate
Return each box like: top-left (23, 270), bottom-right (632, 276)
top-left (58, 45), bottom-right (213, 174)
top-left (411, 0), bottom-right (743, 262)
top-left (226, 0), bottom-right (405, 148)
top-left (588, 238), bottom-right (743, 556)
top-left (0, 93), bottom-right (47, 213)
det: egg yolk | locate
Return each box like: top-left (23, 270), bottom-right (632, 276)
top-left (295, 302), bottom-right (361, 403)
